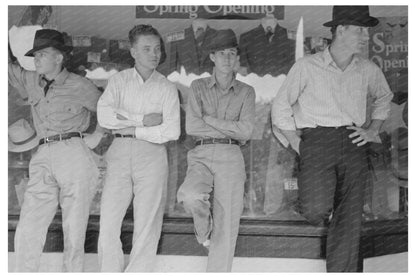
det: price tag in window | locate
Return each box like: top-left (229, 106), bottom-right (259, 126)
top-left (72, 35), bottom-right (92, 47)
top-left (87, 51), bottom-right (101, 63)
top-left (118, 40), bottom-right (131, 50)
top-left (284, 178), bottom-right (298, 190)
top-left (166, 30), bottom-right (185, 43)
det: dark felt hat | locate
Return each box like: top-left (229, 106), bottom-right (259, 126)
top-left (210, 29), bottom-right (239, 53)
top-left (25, 29), bottom-right (73, 57)
top-left (323, 6), bottom-right (379, 27)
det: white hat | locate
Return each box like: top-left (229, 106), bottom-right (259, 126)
top-left (8, 119), bottom-right (40, 152)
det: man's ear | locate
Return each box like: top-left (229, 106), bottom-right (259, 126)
top-left (130, 47), bottom-right (135, 58)
top-left (336, 25), bottom-right (345, 38)
top-left (209, 53), bottom-right (215, 62)
top-left (56, 53), bottom-right (64, 65)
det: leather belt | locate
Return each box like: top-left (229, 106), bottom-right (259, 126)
top-left (302, 125), bottom-right (349, 132)
top-left (39, 132), bottom-right (82, 145)
top-left (114, 134), bottom-right (136, 138)
top-left (195, 138), bottom-right (239, 146)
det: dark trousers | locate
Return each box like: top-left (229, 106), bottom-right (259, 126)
top-left (297, 127), bottom-right (369, 272)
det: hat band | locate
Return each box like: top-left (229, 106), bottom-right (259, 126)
top-left (12, 132), bottom-right (37, 145)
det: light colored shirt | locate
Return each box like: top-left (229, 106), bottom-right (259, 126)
top-left (97, 68), bottom-right (180, 144)
top-left (8, 63), bottom-right (101, 138)
top-left (272, 47), bottom-right (393, 147)
top-left (186, 70), bottom-right (256, 143)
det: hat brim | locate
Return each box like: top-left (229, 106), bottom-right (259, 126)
top-left (24, 43), bottom-right (73, 57)
top-left (8, 136), bottom-right (40, 153)
top-left (323, 17), bottom-right (379, 27)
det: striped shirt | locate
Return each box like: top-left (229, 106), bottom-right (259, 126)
top-left (186, 70), bottom-right (256, 143)
top-left (97, 68), bottom-right (180, 144)
top-left (272, 47), bottom-right (393, 147)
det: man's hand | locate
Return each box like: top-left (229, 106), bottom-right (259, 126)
top-left (289, 135), bottom-right (302, 154)
top-left (116, 127), bottom-right (135, 136)
top-left (143, 113), bottom-right (162, 127)
top-left (83, 132), bottom-right (104, 149)
top-left (347, 126), bottom-right (381, 146)
top-left (280, 129), bottom-right (302, 155)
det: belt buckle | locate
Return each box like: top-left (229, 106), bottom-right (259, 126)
top-left (44, 137), bottom-right (50, 143)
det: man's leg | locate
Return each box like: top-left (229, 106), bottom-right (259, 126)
top-left (207, 145), bottom-right (246, 272)
top-left (14, 147), bottom-right (59, 272)
top-left (54, 139), bottom-right (99, 272)
top-left (297, 129), bottom-right (338, 227)
top-left (97, 139), bottom-right (134, 272)
top-left (177, 147), bottom-right (214, 244)
top-left (125, 142), bottom-right (168, 272)
top-left (326, 132), bottom-right (368, 272)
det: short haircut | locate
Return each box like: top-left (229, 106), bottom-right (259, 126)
top-left (128, 24), bottom-right (166, 64)
top-left (330, 25), bottom-right (351, 41)
top-left (50, 47), bottom-right (69, 68)
top-left (210, 47), bottom-right (240, 56)
top-left (330, 26), bottom-right (337, 40)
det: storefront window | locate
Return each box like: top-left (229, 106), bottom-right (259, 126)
top-left (8, 6), bottom-right (408, 223)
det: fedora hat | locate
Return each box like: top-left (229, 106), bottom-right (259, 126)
top-left (8, 119), bottom-right (40, 153)
top-left (210, 29), bottom-right (239, 53)
top-left (25, 29), bottom-right (73, 57)
top-left (323, 6), bottom-right (379, 27)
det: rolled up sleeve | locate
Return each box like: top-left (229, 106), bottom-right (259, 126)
top-left (369, 65), bottom-right (393, 121)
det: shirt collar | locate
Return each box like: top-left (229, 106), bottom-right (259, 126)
top-left (133, 67), bottom-right (158, 84)
top-left (208, 69), bottom-right (238, 94)
top-left (40, 68), bottom-right (69, 85)
top-left (323, 47), bottom-right (334, 67)
top-left (323, 46), bottom-right (361, 69)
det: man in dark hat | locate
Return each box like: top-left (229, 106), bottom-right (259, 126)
top-left (177, 29), bottom-right (255, 272)
top-left (9, 29), bottom-right (103, 272)
top-left (272, 6), bottom-right (393, 272)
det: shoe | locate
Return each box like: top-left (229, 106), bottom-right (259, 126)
top-left (202, 239), bottom-right (210, 250)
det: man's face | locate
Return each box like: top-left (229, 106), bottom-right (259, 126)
top-left (210, 48), bottom-right (239, 74)
top-left (33, 47), bottom-right (62, 75)
top-left (130, 35), bottom-right (161, 72)
top-left (340, 25), bottom-right (370, 54)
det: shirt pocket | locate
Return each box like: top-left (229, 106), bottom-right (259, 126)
top-left (201, 100), bottom-right (216, 117)
top-left (225, 98), bottom-right (243, 121)
top-left (146, 94), bottom-right (164, 113)
top-left (49, 101), bottom-right (83, 116)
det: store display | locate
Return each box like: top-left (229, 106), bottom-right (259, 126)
top-left (159, 19), bottom-right (217, 76)
top-left (7, 7), bottom-right (408, 223)
top-left (239, 16), bottom-right (295, 77)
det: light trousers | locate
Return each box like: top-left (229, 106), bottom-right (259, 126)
top-left (14, 138), bottom-right (99, 272)
top-left (98, 138), bottom-right (168, 272)
top-left (177, 144), bottom-right (246, 272)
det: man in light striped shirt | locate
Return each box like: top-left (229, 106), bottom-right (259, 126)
top-left (96, 25), bottom-right (180, 272)
top-left (272, 6), bottom-right (393, 272)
